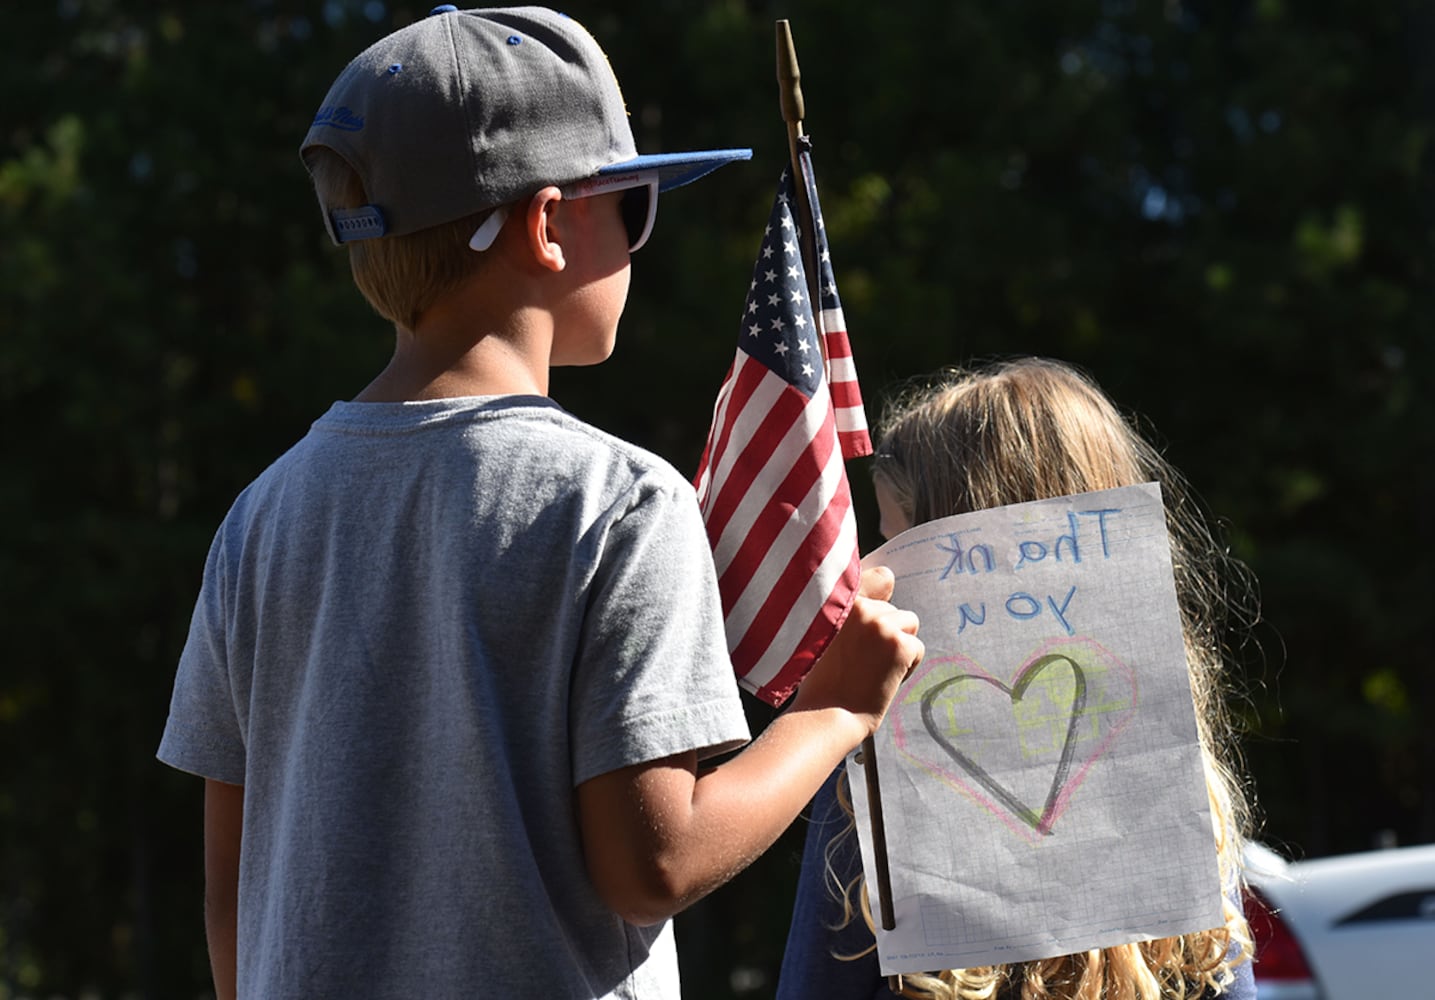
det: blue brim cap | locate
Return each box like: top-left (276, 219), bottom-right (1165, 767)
top-left (600, 149), bottom-right (753, 192)
top-left (303, 5), bottom-right (753, 244)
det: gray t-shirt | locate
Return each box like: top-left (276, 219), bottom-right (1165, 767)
top-left (158, 396), bottom-right (750, 999)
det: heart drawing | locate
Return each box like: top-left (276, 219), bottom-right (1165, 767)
top-left (890, 638), bottom-right (1138, 842)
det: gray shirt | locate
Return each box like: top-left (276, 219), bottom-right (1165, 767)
top-left (159, 396), bottom-right (750, 999)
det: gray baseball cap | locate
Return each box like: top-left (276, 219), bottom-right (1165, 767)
top-left (301, 5), bottom-right (752, 245)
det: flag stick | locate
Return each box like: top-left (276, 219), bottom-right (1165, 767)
top-left (776, 18), bottom-right (897, 935)
top-left (775, 20), bottom-right (827, 364)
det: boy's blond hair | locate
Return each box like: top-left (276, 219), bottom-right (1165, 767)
top-left (839, 357), bottom-right (1258, 1000)
top-left (306, 148), bottom-right (495, 330)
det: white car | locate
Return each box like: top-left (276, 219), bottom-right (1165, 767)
top-left (1243, 839), bottom-right (1435, 998)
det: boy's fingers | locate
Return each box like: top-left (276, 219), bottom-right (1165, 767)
top-left (865, 604), bottom-right (919, 636)
top-left (902, 634), bottom-right (926, 675)
top-left (881, 611), bottom-right (924, 680)
top-left (857, 564), bottom-right (895, 601)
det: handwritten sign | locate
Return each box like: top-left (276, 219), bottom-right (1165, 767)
top-left (848, 483), bottom-right (1223, 973)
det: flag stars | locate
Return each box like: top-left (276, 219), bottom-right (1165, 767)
top-left (693, 160), bottom-right (871, 706)
top-left (730, 162), bottom-right (848, 400)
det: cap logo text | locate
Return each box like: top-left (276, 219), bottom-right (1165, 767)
top-left (312, 106), bottom-right (365, 132)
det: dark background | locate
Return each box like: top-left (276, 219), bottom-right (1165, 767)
top-left (2, 1), bottom-right (1431, 996)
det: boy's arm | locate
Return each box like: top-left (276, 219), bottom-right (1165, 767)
top-left (203, 778), bottom-right (243, 1000)
top-left (576, 566), bottom-right (922, 926)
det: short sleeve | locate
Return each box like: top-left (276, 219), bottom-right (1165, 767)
top-left (568, 477), bottom-right (749, 786)
top-left (156, 528), bottom-right (247, 786)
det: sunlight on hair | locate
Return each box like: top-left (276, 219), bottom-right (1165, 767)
top-left (833, 358), bottom-right (1259, 1000)
top-left (305, 147), bottom-right (496, 330)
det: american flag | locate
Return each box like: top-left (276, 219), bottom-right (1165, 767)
top-left (693, 147), bottom-right (872, 707)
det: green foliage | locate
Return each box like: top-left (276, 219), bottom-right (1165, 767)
top-left (3, 1), bottom-right (1431, 997)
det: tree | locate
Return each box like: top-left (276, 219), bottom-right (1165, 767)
top-left (1, 1), bottom-right (1429, 996)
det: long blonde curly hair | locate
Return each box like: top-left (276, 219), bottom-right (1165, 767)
top-left (837, 357), bottom-right (1257, 1000)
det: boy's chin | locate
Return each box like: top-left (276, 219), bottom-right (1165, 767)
top-left (551, 341), bottom-right (619, 368)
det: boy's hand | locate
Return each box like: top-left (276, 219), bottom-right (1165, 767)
top-left (790, 565), bottom-right (923, 736)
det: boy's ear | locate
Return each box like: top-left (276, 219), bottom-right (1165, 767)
top-left (523, 186), bottom-right (566, 272)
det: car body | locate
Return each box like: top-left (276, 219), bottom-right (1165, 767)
top-left (1243, 839), bottom-right (1435, 999)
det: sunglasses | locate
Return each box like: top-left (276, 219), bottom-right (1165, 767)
top-left (468, 169), bottom-right (660, 254)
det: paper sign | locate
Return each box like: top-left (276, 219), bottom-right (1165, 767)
top-left (849, 483), bottom-right (1223, 973)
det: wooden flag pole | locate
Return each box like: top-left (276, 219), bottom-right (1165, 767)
top-left (776, 18), bottom-right (897, 936)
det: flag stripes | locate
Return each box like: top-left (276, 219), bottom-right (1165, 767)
top-left (693, 151), bottom-right (871, 706)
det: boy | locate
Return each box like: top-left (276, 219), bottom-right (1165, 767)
top-left (157, 7), bottom-right (924, 999)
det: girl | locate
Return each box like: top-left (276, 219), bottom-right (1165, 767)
top-left (777, 357), bottom-right (1258, 1000)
